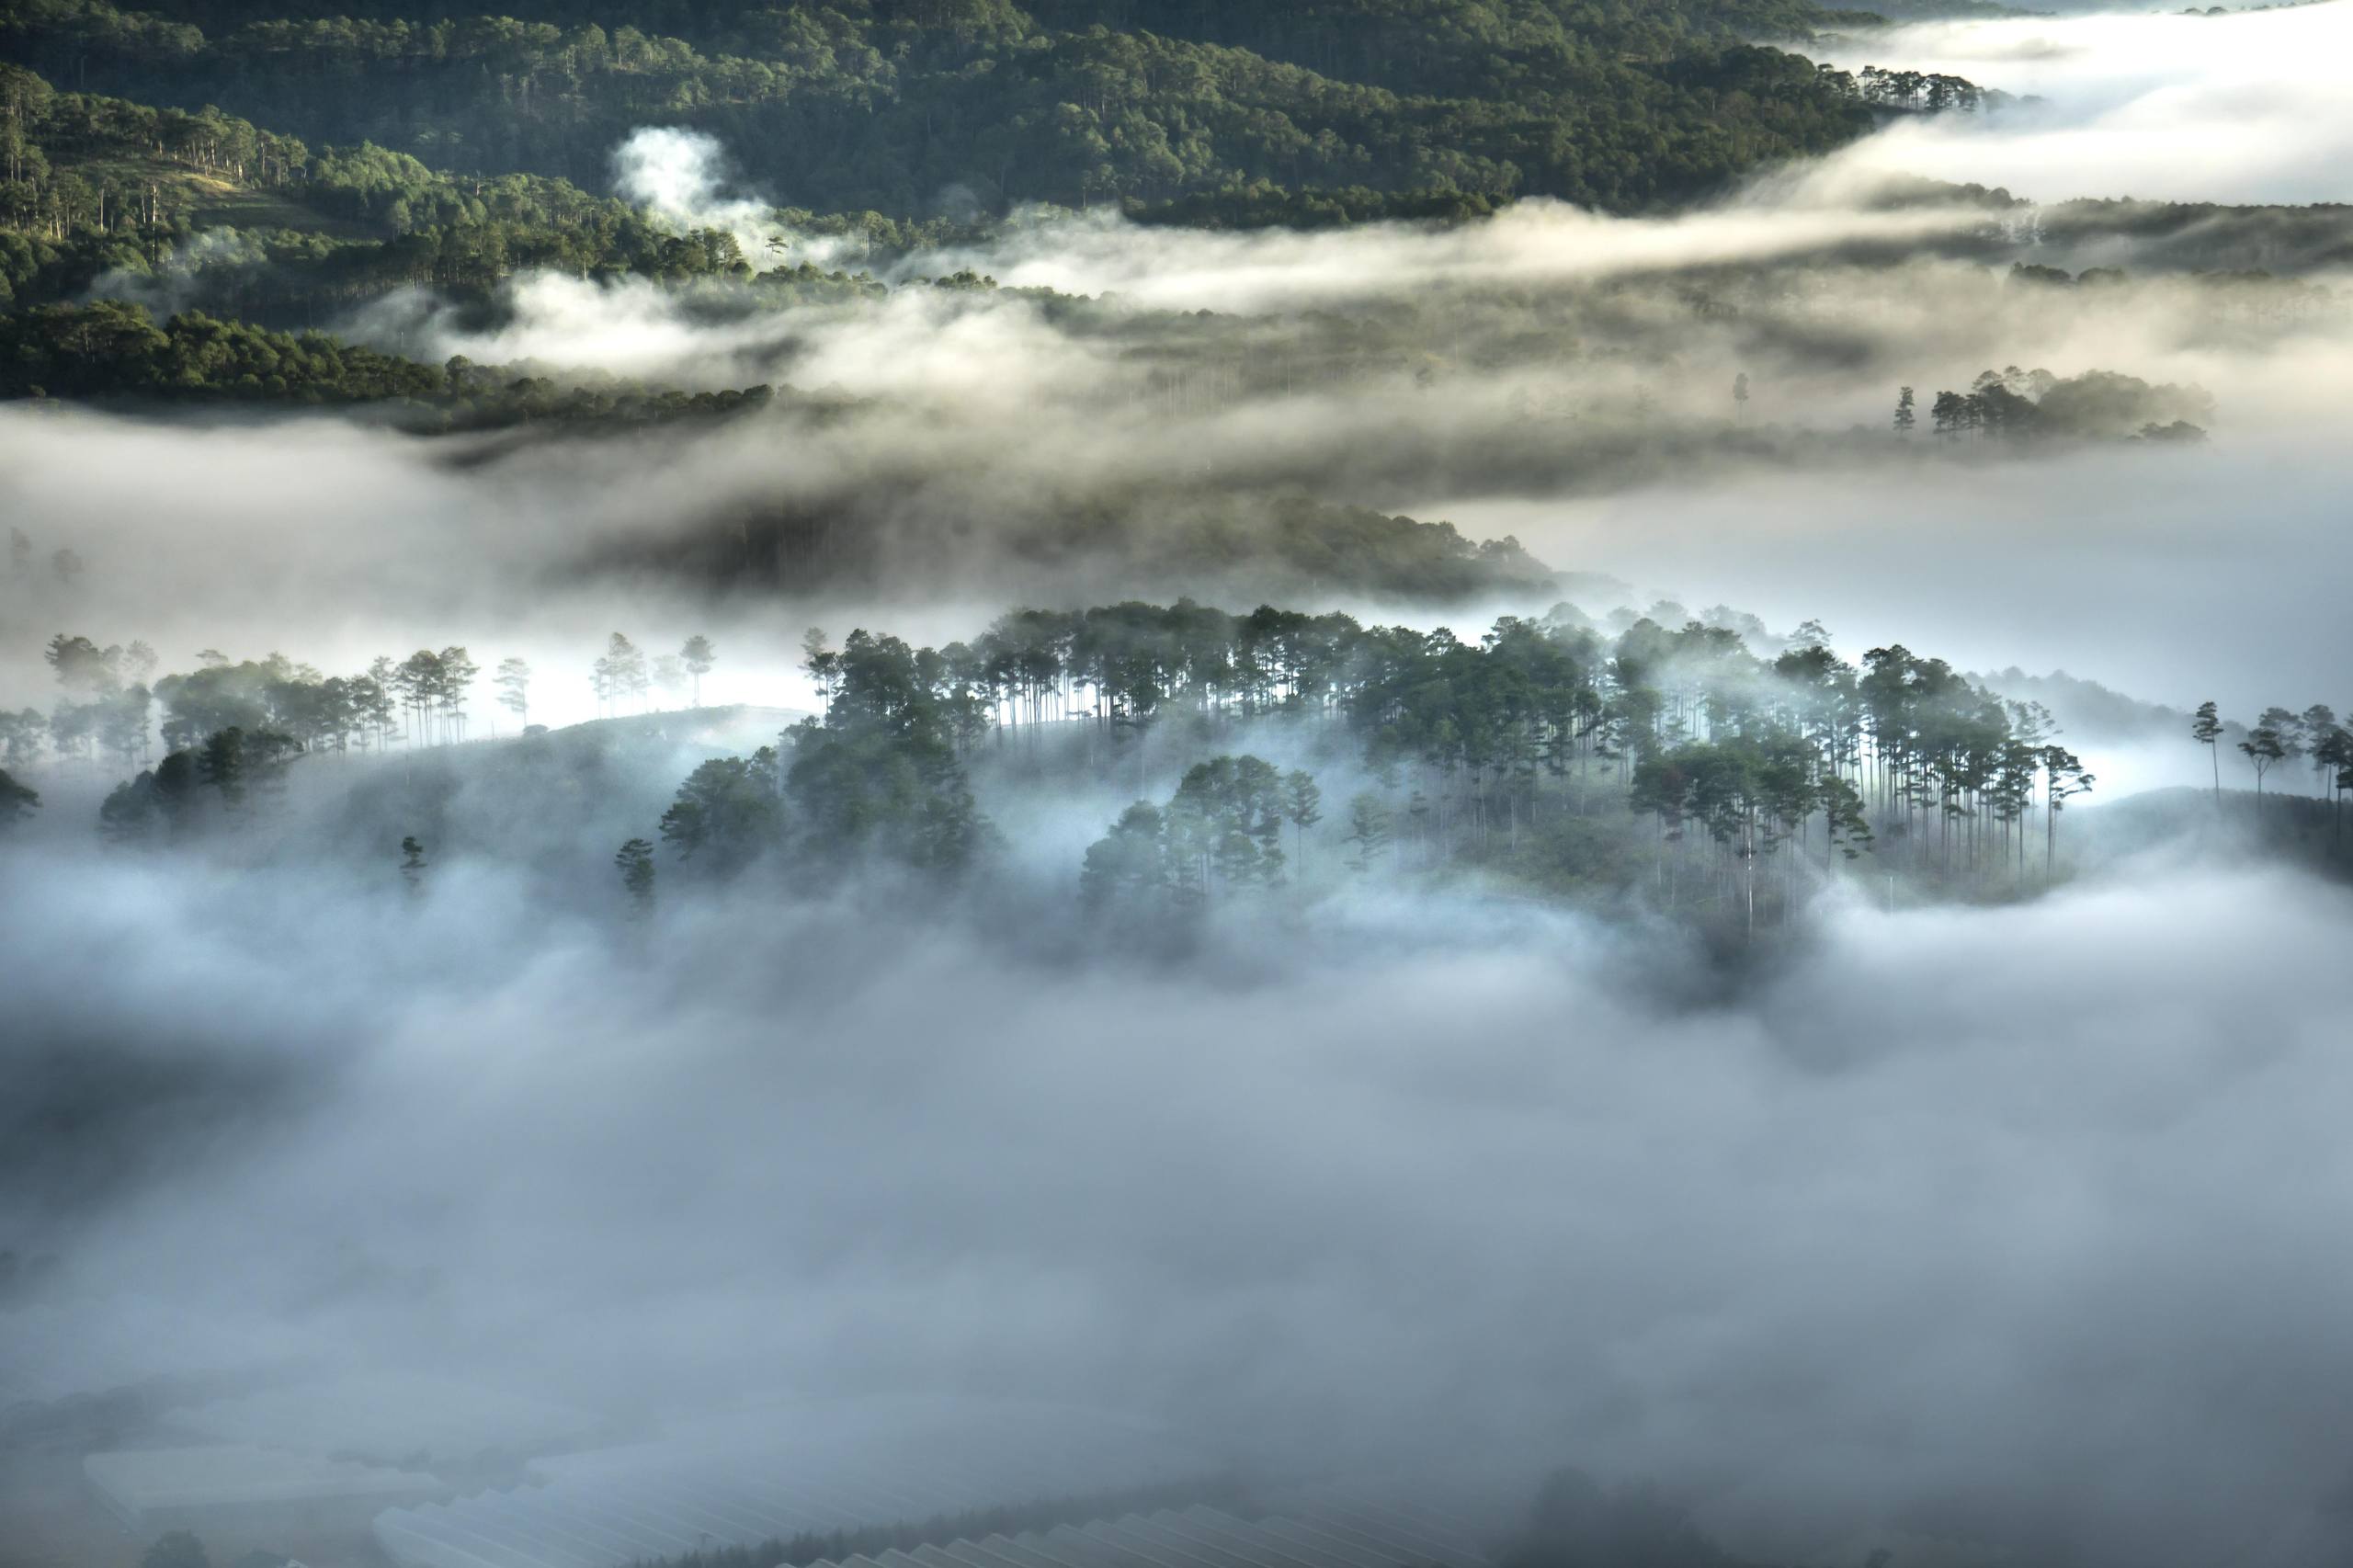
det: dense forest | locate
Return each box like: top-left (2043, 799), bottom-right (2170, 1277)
top-left (0, 0), bottom-right (1982, 218)
top-left (11, 600), bottom-right (2345, 949)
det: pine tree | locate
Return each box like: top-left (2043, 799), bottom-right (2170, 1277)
top-left (2189, 700), bottom-right (2222, 805)
top-left (615, 837), bottom-right (655, 917)
top-left (1345, 792), bottom-right (1392, 872)
top-left (1283, 768), bottom-right (1323, 873)
top-left (681, 636), bottom-right (716, 707)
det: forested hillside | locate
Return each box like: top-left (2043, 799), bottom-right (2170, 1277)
top-left (0, 0), bottom-right (1954, 217)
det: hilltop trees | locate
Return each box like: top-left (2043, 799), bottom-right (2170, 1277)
top-left (593, 633), bottom-right (648, 717)
top-left (16, 595), bottom-right (2199, 932)
top-left (380, 647), bottom-right (476, 745)
top-left (681, 636), bottom-right (715, 706)
top-left (2191, 700), bottom-right (2223, 802)
top-left (2240, 717), bottom-right (2287, 801)
top-left (495, 657), bottom-right (530, 725)
top-left (2195, 701), bottom-right (2353, 839)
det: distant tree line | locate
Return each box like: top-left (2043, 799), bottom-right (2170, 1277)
top-left (21, 597), bottom-right (2341, 934)
top-left (1895, 365), bottom-right (2214, 444)
top-left (617, 599), bottom-right (2111, 936)
top-left (2191, 699), bottom-right (2352, 843)
top-left (0, 300), bottom-right (782, 427)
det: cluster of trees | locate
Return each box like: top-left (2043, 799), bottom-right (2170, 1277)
top-left (1629, 634), bottom-right (2094, 932)
top-left (617, 599), bottom-right (2102, 934)
top-left (1, 0), bottom-right (1978, 219)
top-left (14, 633), bottom-right (497, 840)
top-left (0, 67), bottom-right (936, 313)
top-left (2192, 699), bottom-right (2353, 838)
top-left (692, 489), bottom-right (1557, 608)
top-left (14, 625), bottom-right (730, 790)
top-left (0, 300), bottom-right (784, 427)
top-left (0, 296), bottom-right (440, 399)
top-left (0, 62), bottom-right (307, 241)
top-left (1894, 366), bottom-right (2215, 443)
top-left (9, 601), bottom-right (2167, 936)
top-left (591, 631), bottom-right (716, 715)
top-left (1839, 63), bottom-right (1999, 112)
top-left (632, 626), bottom-right (988, 899)
top-left (1080, 754), bottom-right (1321, 917)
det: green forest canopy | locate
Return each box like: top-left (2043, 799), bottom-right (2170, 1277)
top-left (1, 0), bottom-right (1970, 221)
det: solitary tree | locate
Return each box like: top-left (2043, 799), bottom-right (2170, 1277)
top-left (399, 835), bottom-right (426, 895)
top-left (437, 645), bottom-right (479, 742)
top-left (2041, 746), bottom-right (2094, 878)
top-left (2301, 705), bottom-right (2338, 796)
top-left (1893, 385), bottom-right (1915, 436)
top-left (801, 627), bottom-right (835, 708)
top-left (681, 635), bottom-right (715, 706)
top-left (615, 837), bottom-right (655, 917)
top-left (1345, 791), bottom-right (1392, 872)
top-left (600, 633), bottom-right (648, 715)
top-left (494, 657), bottom-right (530, 724)
top-left (1732, 371), bottom-right (1750, 421)
top-left (1283, 768), bottom-right (1323, 872)
top-left (2189, 700), bottom-right (2222, 805)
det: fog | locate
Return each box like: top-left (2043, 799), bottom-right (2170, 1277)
top-left (1812, 4), bottom-right (2353, 201)
top-left (7, 823), bottom-right (2353, 1565)
top-left (7, 10), bottom-right (2353, 1568)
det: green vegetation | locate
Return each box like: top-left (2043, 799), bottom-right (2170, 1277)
top-left (0, 0), bottom-right (1963, 221)
top-left (1915, 363), bottom-right (2213, 442)
top-left (35, 596), bottom-right (2320, 946)
top-left (0, 298), bottom-right (788, 426)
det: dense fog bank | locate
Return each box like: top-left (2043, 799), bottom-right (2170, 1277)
top-left (6, 839), bottom-right (2353, 1566)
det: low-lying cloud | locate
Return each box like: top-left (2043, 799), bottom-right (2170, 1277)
top-left (6, 835), bottom-right (2353, 1567)
top-left (1813, 4), bottom-right (2353, 203)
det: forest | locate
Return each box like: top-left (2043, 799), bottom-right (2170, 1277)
top-left (8, 599), bottom-right (2346, 952)
top-left (0, 0), bottom-right (1979, 217)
